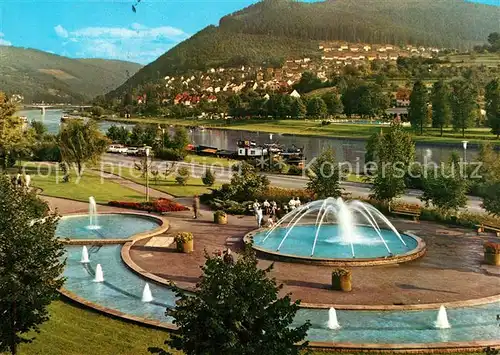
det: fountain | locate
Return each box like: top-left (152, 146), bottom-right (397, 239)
top-left (94, 264), bottom-right (104, 282)
top-left (80, 246), bottom-right (90, 263)
top-left (88, 196), bottom-right (100, 230)
top-left (253, 197), bottom-right (420, 262)
top-left (435, 305), bottom-right (451, 329)
top-left (142, 283), bottom-right (154, 303)
top-left (327, 307), bottom-right (340, 330)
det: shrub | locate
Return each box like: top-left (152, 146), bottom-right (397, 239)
top-left (255, 187), bottom-right (313, 205)
top-left (175, 166), bottom-right (191, 185)
top-left (32, 142), bottom-right (61, 162)
top-left (202, 168), bottom-right (216, 187)
top-left (287, 165), bottom-right (303, 176)
top-left (107, 198), bottom-right (188, 213)
top-left (156, 148), bottom-right (186, 161)
top-left (484, 242), bottom-right (500, 254)
top-left (331, 268), bottom-right (351, 278)
top-left (174, 231), bottom-right (193, 244)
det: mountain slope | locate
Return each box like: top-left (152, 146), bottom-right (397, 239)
top-left (107, 0), bottom-right (500, 99)
top-left (0, 46), bottom-right (142, 103)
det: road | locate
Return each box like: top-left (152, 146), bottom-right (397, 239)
top-left (100, 153), bottom-right (485, 213)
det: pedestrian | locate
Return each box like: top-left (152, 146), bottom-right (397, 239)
top-left (24, 172), bottom-right (31, 189)
top-left (295, 197), bottom-right (301, 207)
top-left (284, 204), bottom-right (289, 214)
top-left (288, 197), bottom-right (296, 210)
top-left (223, 248), bottom-right (234, 265)
top-left (16, 170), bottom-right (22, 186)
top-left (271, 201), bottom-right (277, 217)
top-left (252, 199), bottom-right (260, 213)
top-left (192, 195), bottom-right (200, 219)
top-left (256, 207), bottom-right (263, 228)
top-left (263, 199), bottom-right (270, 215)
top-left (265, 216), bottom-right (275, 228)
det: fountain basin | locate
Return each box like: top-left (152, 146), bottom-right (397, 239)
top-left (249, 225), bottom-right (425, 266)
top-left (56, 213), bottom-right (162, 240)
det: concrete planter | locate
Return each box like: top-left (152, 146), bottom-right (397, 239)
top-left (214, 213), bottom-right (228, 225)
top-left (177, 240), bottom-right (194, 254)
top-left (332, 273), bottom-right (352, 292)
top-left (484, 252), bottom-right (500, 266)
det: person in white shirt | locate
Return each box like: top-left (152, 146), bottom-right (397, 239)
top-left (289, 198), bottom-right (296, 210)
top-left (263, 200), bottom-right (270, 215)
top-left (24, 173), bottom-right (31, 189)
top-left (295, 197), bottom-right (301, 207)
top-left (252, 200), bottom-right (260, 213)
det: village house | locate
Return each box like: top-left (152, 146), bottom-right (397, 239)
top-left (395, 88), bottom-right (411, 107)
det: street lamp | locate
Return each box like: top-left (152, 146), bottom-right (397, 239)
top-left (462, 140), bottom-right (468, 165)
top-left (145, 147), bottom-right (150, 202)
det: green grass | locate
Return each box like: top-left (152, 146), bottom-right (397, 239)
top-left (11, 300), bottom-right (483, 355)
top-left (12, 300), bottom-right (176, 355)
top-left (11, 163), bottom-right (144, 204)
top-left (105, 116), bottom-right (500, 146)
top-left (185, 154), bottom-right (238, 168)
top-left (101, 165), bottom-right (216, 197)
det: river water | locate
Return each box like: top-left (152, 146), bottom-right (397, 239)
top-left (20, 109), bottom-right (478, 164)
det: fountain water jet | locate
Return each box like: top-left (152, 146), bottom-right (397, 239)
top-left (142, 283), bottom-right (154, 303)
top-left (81, 246), bottom-right (90, 263)
top-left (94, 264), bottom-right (104, 282)
top-left (327, 307), bottom-right (340, 330)
top-left (435, 305), bottom-right (451, 329)
top-left (88, 196), bottom-right (100, 230)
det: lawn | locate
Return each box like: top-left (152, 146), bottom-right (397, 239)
top-left (12, 300), bottom-right (177, 355)
top-left (101, 165), bottom-right (216, 197)
top-left (185, 154), bottom-right (238, 168)
top-left (11, 163), bottom-right (144, 204)
top-left (105, 116), bottom-right (500, 145)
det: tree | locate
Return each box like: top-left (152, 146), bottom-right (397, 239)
top-left (450, 79), bottom-right (478, 137)
top-left (151, 246), bottom-right (310, 355)
top-left (0, 176), bottom-right (65, 354)
top-left (106, 125), bottom-right (130, 145)
top-left (322, 92), bottom-right (343, 116)
top-left (91, 106), bottom-right (105, 118)
top-left (420, 164), bottom-right (468, 215)
top-left (59, 120), bottom-right (109, 175)
top-left (228, 162), bottom-right (270, 201)
top-left (175, 166), bottom-right (191, 185)
top-left (293, 71), bottom-right (323, 93)
top-left (290, 98), bottom-right (306, 119)
top-left (431, 80), bottom-right (452, 136)
top-left (30, 121), bottom-right (47, 139)
top-left (483, 182), bottom-right (500, 217)
top-left (306, 148), bottom-right (342, 199)
top-left (171, 127), bottom-right (189, 151)
top-left (306, 97), bottom-right (327, 118)
top-left (202, 167), bottom-right (216, 186)
top-left (370, 123), bottom-right (415, 203)
top-left (408, 81), bottom-right (428, 135)
top-left (485, 78), bottom-right (500, 139)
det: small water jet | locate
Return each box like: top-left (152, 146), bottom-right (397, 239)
top-left (327, 307), bottom-right (340, 330)
top-left (435, 305), bottom-right (451, 329)
top-left (81, 246), bottom-right (90, 263)
top-left (94, 264), bottom-right (104, 282)
top-left (87, 196), bottom-right (100, 230)
top-left (142, 283), bottom-right (154, 303)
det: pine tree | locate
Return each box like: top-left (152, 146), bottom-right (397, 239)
top-left (431, 80), bottom-right (452, 137)
top-left (485, 78), bottom-right (500, 139)
top-left (408, 80), bottom-right (428, 135)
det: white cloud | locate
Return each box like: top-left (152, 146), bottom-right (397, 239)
top-left (0, 32), bottom-right (11, 46)
top-left (54, 25), bottom-right (69, 38)
top-left (58, 23), bottom-right (188, 64)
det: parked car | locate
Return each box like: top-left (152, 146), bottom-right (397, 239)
top-left (126, 147), bottom-right (140, 156)
top-left (136, 146), bottom-right (153, 157)
top-left (107, 144), bottom-right (128, 154)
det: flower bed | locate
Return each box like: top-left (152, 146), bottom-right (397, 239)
top-left (108, 198), bottom-right (188, 213)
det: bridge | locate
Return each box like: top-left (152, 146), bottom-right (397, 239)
top-left (23, 104), bottom-right (92, 115)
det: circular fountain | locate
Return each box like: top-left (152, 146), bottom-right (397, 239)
top-left (250, 198), bottom-right (425, 265)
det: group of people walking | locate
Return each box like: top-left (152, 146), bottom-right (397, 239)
top-left (252, 197), bottom-right (302, 228)
top-left (5, 171), bottom-right (31, 189)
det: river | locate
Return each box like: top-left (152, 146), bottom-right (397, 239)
top-left (19, 109), bottom-right (479, 165)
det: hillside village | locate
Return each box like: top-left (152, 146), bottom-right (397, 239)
top-left (147, 41), bottom-right (441, 108)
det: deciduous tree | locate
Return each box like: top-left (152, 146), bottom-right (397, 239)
top-left (408, 80), bottom-right (428, 135)
top-left (450, 79), bottom-right (478, 137)
top-left (150, 246), bottom-right (310, 355)
top-left (431, 80), bottom-right (452, 136)
top-left (306, 148), bottom-right (342, 199)
top-left (485, 78), bottom-right (500, 139)
top-left (306, 97), bottom-right (327, 118)
top-left (0, 176), bottom-right (65, 355)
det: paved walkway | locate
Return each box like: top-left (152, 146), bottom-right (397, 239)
top-left (128, 210), bottom-right (500, 306)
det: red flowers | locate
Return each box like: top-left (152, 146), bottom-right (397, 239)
top-left (108, 198), bottom-right (189, 213)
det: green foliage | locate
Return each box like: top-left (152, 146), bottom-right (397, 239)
top-left (59, 120), bottom-right (109, 175)
top-left (175, 166), bottom-right (191, 185)
top-left (322, 92), bottom-right (343, 116)
top-left (290, 98), bottom-right (306, 119)
top-left (306, 148), bottom-right (342, 199)
top-left (0, 46), bottom-right (141, 103)
top-left (450, 79), bottom-right (478, 137)
top-left (0, 176), bottom-right (65, 354)
top-left (431, 80), bottom-right (452, 136)
top-left (174, 231), bottom-right (194, 244)
top-left (202, 168), bottom-right (216, 187)
top-left (485, 78), bottom-right (500, 138)
top-left (293, 71), bottom-right (323, 93)
top-left (91, 106), bottom-right (105, 118)
top-left (420, 164), bottom-right (468, 215)
top-left (331, 268), bottom-right (351, 278)
top-left (306, 97), bottom-right (327, 118)
top-left (342, 82), bottom-right (388, 118)
top-left (408, 80), bottom-right (429, 135)
top-left (106, 125), bottom-right (131, 145)
top-left (370, 123), bottom-right (415, 203)
top-left (484, 242), bottom-right (500, 254)
top-left (30, 121), bottom-right (47, 139)
top-left (156, 148), bottom-right (186, 161)
top-left (153, 246), bottom-right (310, 355)
top-left (228, 162), bottom-right (270, 201)
top-left (130, 124), bottom-right (157, 147)
top-left (171, 127), bottom-right (190, 151)
top-left (482, 182), bottom-right (500, 217)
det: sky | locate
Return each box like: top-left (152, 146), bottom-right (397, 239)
top-left (0, 0), bottom-right (498, 65)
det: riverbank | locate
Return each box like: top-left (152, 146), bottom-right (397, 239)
top-left (104, 116), bottom-right (500, 147)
